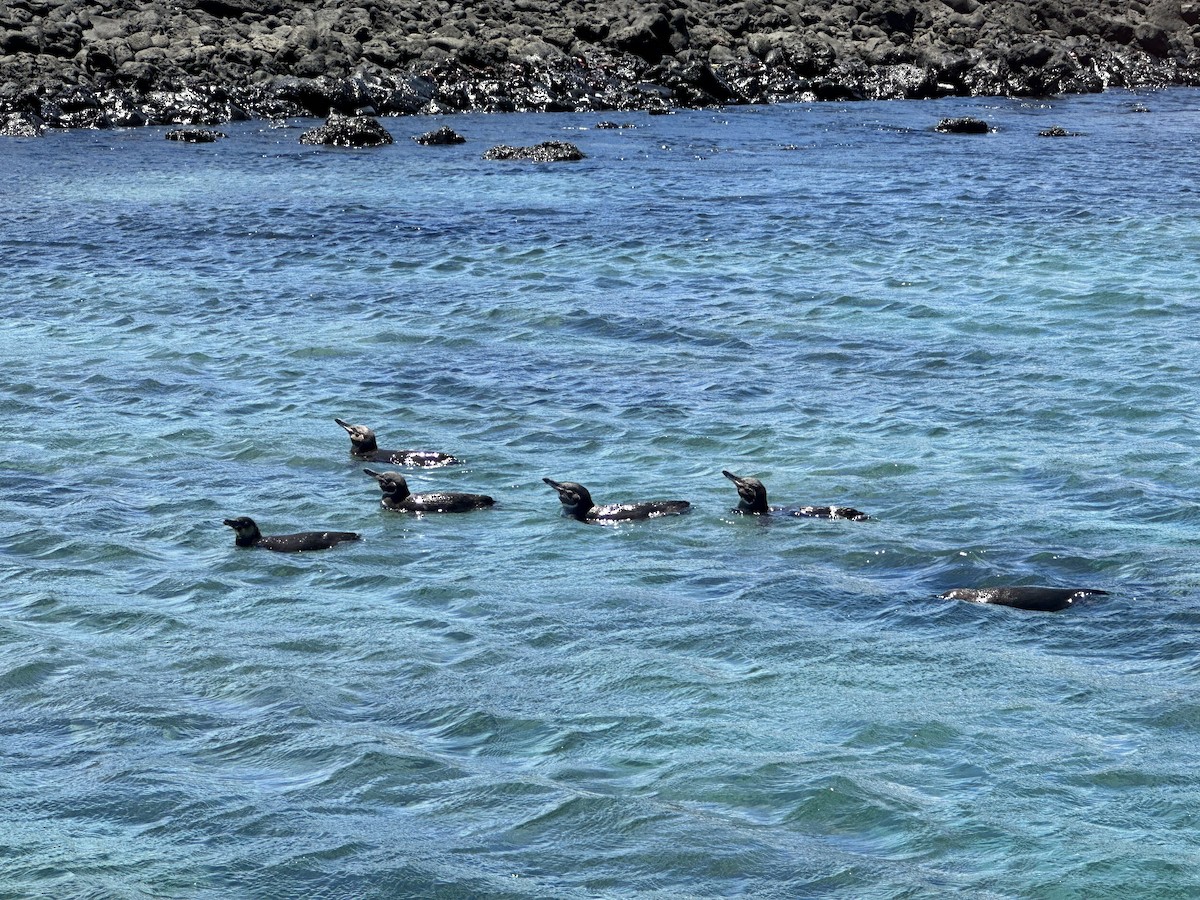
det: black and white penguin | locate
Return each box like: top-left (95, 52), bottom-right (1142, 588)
top-left (335, 418), bottom-right (460, 467)
top-left (543, 478), bottom-right (690, 523)
top-left (721, 470), bottom-right (869, 520)
top-left (363, 468), bottom-right (495, 513)
top-left (223, 516), bottom-right (360, 552)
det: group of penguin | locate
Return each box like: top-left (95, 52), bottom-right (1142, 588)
top-left (222, 417), bottom-right (1109, 612)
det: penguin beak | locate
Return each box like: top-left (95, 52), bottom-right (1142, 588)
top-left (335, 418), bottom-right (353, 432)
top-left (363, 468), bottom-right (383, 481)
top-left (722, 470), bottom-right (747, 487)
top-left (543, 478), bottom-right (565, 494)
top-left (222, 518), bottom-right (237, 527)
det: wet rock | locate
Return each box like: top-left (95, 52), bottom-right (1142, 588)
top-left (2, 0), bottom-right (1200, 130)
top-left (483, 140), bottom-right (585, 161)
top-left (55, 108), bottom-right (113, 129)
top-left (165, 127), bottom-right (227, 141)
top-left (141, 84), bottom-right (248, 126)
top-left (298, 114), bottom-right (394, 147)
top-left (39, 86), bottom-right (109, 129)
top-left (269, 75), bottom-right (379, 118)
top-left (1, 111), bottom-right (45, 137)
top-left (1037, 124), bottom-right (1081, 136)
top-left (935, 115), bottom-right (990, 133)
top-left (413, 124), bottom-right (465, 145)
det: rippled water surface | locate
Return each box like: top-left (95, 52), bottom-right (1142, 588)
top-left (3, 89), bottom-right (1200, 898)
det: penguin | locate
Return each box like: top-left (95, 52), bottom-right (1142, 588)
top-left (363, 468), bottom-right (495, 513)
top-left (223, 516), bottom-right (360, 552)
top-left (722, 470), bottom-right (869, 520)
top-left (335, 418), bottom-right (460, 467)
top-left (543, 478), bottom-right (690, 523)
top-left (939, 586), bottom-right (1108, 612)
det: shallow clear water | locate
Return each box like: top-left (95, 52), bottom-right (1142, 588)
top-left (3, 89), bottom-right (1200, 898)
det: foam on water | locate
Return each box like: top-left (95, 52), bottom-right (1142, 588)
top-left (3, 89), bottom-right (1200, 897)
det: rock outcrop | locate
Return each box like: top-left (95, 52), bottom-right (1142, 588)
top-left (298, 113), bottom-right (394, 146)
top-left (2, 0), bottom-right (1199, 132)
top-left (165, 127), bottom-right (226, 141)
top-left (413, 124), bottom-right (466, 144)
top-left (482, 140), bottom-right (585, 161)
top-left (936, 116), bottom-right (991, 133)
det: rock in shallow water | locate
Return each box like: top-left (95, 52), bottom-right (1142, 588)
top-left (413, 125), bottom-right (466, 145)
top-left (935, 116), bottom-right (991, 134)
top-left (1038, 125), bottom-right (1082, 137)
top-left (482, 140), bottom-right (585, 161)
top-left (165, 128), bottom-right (227, 142)
top-left (299, 114), bottom-right (394, 147)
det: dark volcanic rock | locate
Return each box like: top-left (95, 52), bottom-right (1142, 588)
top-left (2, 111), bottom-right (46, 137)
top-left (413, 125), bottom-right (466, 145)
top-left (299, 114), bottom-right (394, 147)
top-left (165, 128), bottom-right (227, 142)
top-left (1, 0), bottom-right (1199, 131)
top-left (936, 116), bottom-right (991, 134)
top-left (483, 141), bottom-right (586, 161)
top-left (1038, 124), bottom-right (1082, 136)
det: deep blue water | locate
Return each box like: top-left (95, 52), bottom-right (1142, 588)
top-left (3, 88), bottom-right (1200, 898)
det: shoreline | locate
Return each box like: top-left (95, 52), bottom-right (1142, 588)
top-left (3, 0), bottom-right (1200, 135)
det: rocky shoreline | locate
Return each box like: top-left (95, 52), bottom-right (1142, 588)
top-left (3, 0), bottom-right (1200, 135)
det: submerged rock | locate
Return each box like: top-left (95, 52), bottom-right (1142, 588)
top-left (1037, 125), bottom-right (1082, 137)
top-left (299, 115), bottom-right (394, 148)
top-left (483, 140), bottom-right (585, 161)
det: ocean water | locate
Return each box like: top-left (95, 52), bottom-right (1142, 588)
top-left (2, 88), bottom-right (1199, 898)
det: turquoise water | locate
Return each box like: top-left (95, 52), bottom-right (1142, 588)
top-left (3, 89), bottom-right (1200, 897)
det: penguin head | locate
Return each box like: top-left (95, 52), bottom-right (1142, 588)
top-left (722, 470), bottom-right (769, 514)
top-left (543, 478), bottom-right (594, 517)
top-left (223, 516), bottom-right (262, 546)
top-left (364, 468), bottom-right (411, 501)
top-left (335, 418), bottom-right (379, 453)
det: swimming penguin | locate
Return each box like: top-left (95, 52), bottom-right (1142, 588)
top-left (363, 468), bottom-right (495, 513)
top-left (334, 418), bottom-right (460, 467)
top-left (721, 470), bottom-right (869, 520)
top-left (939, 586), bottom-right (1108, 612)
top-left (223, 516), bottom-right (360, 552)
top-left (543, 478), bottom-right (690, 523)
